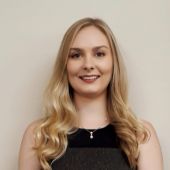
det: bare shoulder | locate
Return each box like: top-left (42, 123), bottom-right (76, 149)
top-left (141, 119), bottom-right (155, 131)
top-left (138, 119), bottom-right (163, 170)
top-left (18, 119), bottom-right (43, 170)
top-left (21, 119), bottom-right (42, 146)
top-left (140, 119), bottom-right (157, 139)
top-left (24, 119), bottom-right (42, 137)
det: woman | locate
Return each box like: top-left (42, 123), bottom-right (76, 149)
top-left (19, 18), bottom-right (163, 170)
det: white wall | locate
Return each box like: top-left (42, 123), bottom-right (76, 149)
top-left (0, 0), bottom-right (169, 169)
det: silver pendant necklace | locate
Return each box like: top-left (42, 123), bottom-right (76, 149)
top-left (85, 129), bottom-right (99, 139)
top-left (83, 124), bottom-right (109, 139)
top-left (79, 118), bottom-right (110, 139)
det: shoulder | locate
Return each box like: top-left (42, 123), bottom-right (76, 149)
top-left (23, 119), bottom-right (42, 141)
top-left (18, 119), bottom-right (43, 170)
top-left (137, 119), bottom-right (163, 170)
top-left (140, 119), bottom-right (156, 140)
top-left (20, 119), bottom-right (43, 149)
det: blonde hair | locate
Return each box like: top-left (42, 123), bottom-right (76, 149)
top-left (34, 18), bottom-right (148, 170)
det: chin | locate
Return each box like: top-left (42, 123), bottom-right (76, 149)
top-left (77, 89), bottom-right (106, 98)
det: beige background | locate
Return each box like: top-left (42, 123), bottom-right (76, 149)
top-left (0, 0), bottom-right (169, 169)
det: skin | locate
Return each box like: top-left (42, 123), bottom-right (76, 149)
top-left (18, 26), bottom-right (163, 170)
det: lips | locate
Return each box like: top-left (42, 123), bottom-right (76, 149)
top-left (79, 75), bottom-right (100, 81)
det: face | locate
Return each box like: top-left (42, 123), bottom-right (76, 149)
top-left (66, 26), bottom-right (113, 98)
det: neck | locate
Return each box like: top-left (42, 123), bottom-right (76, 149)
top-left (73, 92), bottom-right (110, 129)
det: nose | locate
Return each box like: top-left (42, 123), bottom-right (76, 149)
top-left (83, 55), bottom-right (95, 71)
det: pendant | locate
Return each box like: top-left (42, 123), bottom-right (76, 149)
top-left (90, 131), bottom-right (93, 139)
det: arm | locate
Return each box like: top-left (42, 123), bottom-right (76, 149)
top-left (138, 120), bottom-right (163, 170)
top-left (18, 121), bottom-right (41, 170)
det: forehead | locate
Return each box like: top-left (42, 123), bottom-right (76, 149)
top-left (71, 26), bottom-right (110, 48)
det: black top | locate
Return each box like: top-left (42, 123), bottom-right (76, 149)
top-left (50, 124), bottom-right (133, 170)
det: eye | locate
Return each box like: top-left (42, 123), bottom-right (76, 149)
top-left (95, 51), bottom-right (105, 57)
top-left (69, 53), bottom-right (81, 59)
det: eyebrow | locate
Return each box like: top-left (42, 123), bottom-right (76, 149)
top-left (69, 45), bottom-right (109, 51)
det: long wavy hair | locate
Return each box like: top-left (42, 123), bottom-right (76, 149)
top-left (34, 17), bottom-right (148, 170)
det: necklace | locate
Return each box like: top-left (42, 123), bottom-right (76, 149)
top-left (83, 124), bottom-right (109, 139)
top-left (85, 129), bottom-right (99, 139)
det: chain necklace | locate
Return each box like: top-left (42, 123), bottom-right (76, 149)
top-left (85, 129), bottom-right (99, 139)
top-left (78, 117), bottom-right (110, 139)
top-left (83, 124), bottom-right (109, 139)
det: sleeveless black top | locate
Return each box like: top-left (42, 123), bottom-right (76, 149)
top-left (50, 124), bottom-right (133, 170)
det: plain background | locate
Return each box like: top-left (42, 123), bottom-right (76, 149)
top-left (0, 0), bottom-right (169, 169)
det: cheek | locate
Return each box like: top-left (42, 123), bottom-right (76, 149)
top-left (67, 61), bottom-right (75, 76)
top-left (107, 57), bottom-right (113, 74)
top-left (100, 60), bottom-right (113, 75)
top-left (66, 61), bottom-right (80, 80)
